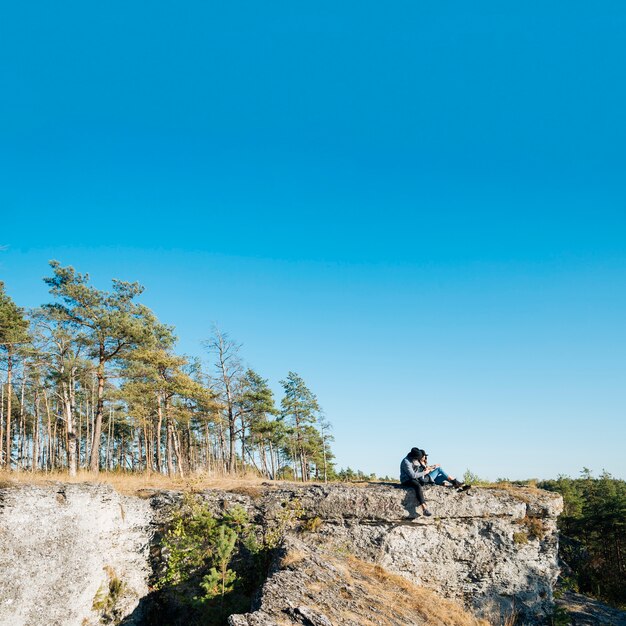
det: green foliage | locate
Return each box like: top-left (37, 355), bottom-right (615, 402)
top-left (157, 495), bottom-right (244, 623)
top-left (0, 281), bottom-right (29, 349)
top-left (198, 565), bottom-right (237, 604)
top-left (513, 532), bottom-right (528, 545)
top-left (0, 263), bottom-right (338, 488)
top-left (197, 526), bottom-right (238, 603)
top-left (92, 566), bottom-right (125, 622)
top-left (157, 495), bottom-right (293, 625)
top-left (279, 372), bottom-right (328, 481)
top-left (241, 370), bottom-right (278, 432)
top-left (301, 516), bottom-right (323, 533)
top-left (335, 467), bottom-right (378, 482)
top-left (463, 469), bottom-right (488, 485)
top-left (158, 494), bottom-right (219, 589)
top-left (222, 504), bottom-right (261, 554)
top-left (540, 471), bottom-right (626, 608)
top-left (43, 260), bottom-right (149, 363)
top-left (263, 498), bottom-right (304, 549)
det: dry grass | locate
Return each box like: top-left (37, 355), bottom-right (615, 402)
top-left (0, 469), bottom-right (284, 496)
top-left (280, 549), bottom-right (307, 569)
top-left (516, 515), bottom-right (547, 540)
top-left (317, 554), bottom-right (490, 626)
top-left (478, 483), bottom-right (541, 504)
top-left (0, 471), bottom-right (387, 497)
top-left (306, 581), bottom-right (325, 594)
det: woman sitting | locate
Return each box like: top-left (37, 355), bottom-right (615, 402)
top-left (415, 448), bottom-right (469, 490)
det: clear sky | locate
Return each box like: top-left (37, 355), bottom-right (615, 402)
top-left (1, 1), bottom-right (625, 480)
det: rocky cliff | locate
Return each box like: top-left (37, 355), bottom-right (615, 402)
top-left (0, 482), bottom-right (562, 625)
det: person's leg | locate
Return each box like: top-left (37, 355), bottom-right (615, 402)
top-left (429, 467), bottom-right (453, 485)
top-left (429, 468), bottom-right (467, 489)
top-left (402, 479), bottom-right (432, 516)
top-left (402, 479), bottom-right (425, 505)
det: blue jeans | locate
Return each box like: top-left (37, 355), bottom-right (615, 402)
top-left (426, 467), bottom-right (452, 485)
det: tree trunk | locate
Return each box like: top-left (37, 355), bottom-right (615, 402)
top-left (52, 405), bottom-right (59, 469)
top-left (269, 440), bottom-right (276, 480)
top-left (173, 423), bottom-right (184, 478)
top-left (155, 394), bottom-right (163, 473)
top-left (165, 396), bottom-right (174, 477)
top-left (140, 427), bottom-right (145, 470)
top-left (240, 412), bottom-right (246, 474)
top-left (63, 374), bottom-right (78, 477)
top-left (4, 351), bottom-right (13, 469)
top-left (89, 360), bottom-right (105, 473)
top-left (43, 389), bottom-right (52, 471)
top-left (205, 423), bottom-right (212, 474)
top-left (32, 391), bottom-right (40, 471)
top-left (218, 420), bottom-right (226, 474)
top-left (105, 405), bottom-right (113, 471)
top-left (228, 405), bottom-right (236, 473)
top-left (259, 442), bottom-right (268, 478)
top-left (0, 381), bottom-right (4, 467)
top-left (18, 375), bottom-right (26, 471)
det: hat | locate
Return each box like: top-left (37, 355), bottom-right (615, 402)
top-left (408, 447), bottom-right (422, 459)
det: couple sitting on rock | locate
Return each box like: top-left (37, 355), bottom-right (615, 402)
top-left (400, 447), bottom-right (470, 517)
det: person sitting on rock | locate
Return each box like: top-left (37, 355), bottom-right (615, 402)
top-left (400, 447), bottom-right (469, 517)
top-left (415, 448), bottom-right (470, 492)
top-left (400, 447), bottom-right (435, 516)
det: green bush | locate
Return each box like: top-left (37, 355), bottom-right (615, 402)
top-left (157, 495), bottom-right (250, 623)
top-left (156, 494), bottom-right (304, 624)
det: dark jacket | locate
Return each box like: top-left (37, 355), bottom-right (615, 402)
top-left (400, 456), bottom-right (430, 484)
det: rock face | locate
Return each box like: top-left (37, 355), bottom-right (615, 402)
top-left (238, 483), bottom-right (563, 625)
top-left (228, 535), bottom-right (490, 626)
top-left (0, 483), bottom-right (153, 626)
top-left (0, 482), bottom-right (562, 625)
top-left (556, 591), bottom-right (626, 626)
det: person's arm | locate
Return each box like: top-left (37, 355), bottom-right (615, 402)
top-left (409, 459), bottom-right (433, 479)
top-left (401, 457), bottom-right (422, 480)
top-left (416, 462), bottom-right (440, 477)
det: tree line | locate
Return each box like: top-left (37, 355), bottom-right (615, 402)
top-left (539, 471), bottom-right (626, 608)
top-left (0, 262), bottom-right (335, 480)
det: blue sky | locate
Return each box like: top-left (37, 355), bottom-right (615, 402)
top-left (1, 1), bottom-right (625, 479)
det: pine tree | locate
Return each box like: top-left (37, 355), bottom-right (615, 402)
top-left (279, 372), bottom-right (321, 481)
top-left (199, 525), bottom-right (238, 603)
top-left (123, 320), bottom-right (215, 476)
top-left (44, 261), bottom-right (151, 472)
top-left (0, 282), bottom-right (30, 469)
top-left (29, 306), bottom-right (90, 475)
top-left (239, 369), bottom-right (279, 477)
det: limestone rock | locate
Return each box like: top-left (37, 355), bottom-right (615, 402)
top-left (0, 481), bottom-right (563, 625)
top-left (556, 591), bottom-right (626, 626)
top-left (228, 535), bottom-right (489, 626)
top-left (0, 483), bottom-right (152, 626)
top-left (233, 484), bottom-right (563, 625)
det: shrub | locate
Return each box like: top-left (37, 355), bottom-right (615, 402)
top-left (513, 532), bottom-right (528, 545)
top-left (92, 566), bottom-right (125, 622)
